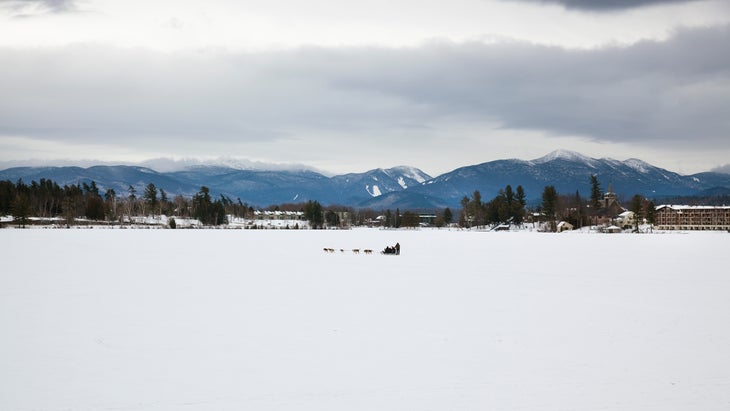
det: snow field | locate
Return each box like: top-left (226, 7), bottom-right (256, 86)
top-left (1, 229), bottom-right (729, 410)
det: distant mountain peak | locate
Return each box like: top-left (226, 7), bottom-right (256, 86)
top-left (533, 149), bottom-right (594, 164)
top-left (140, 157), bottom-right (323, 174)
top-left (3, 152), bottom-right (729, 210)
top-left (622, 158), bottom-right (652, 173)
top-left (389, 165), bottom-right (431, 183)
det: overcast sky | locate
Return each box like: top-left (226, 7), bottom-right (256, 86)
top-left (1, 0), bottom-right (729, 175)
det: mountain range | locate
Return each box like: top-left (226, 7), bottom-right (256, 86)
top-left (2, 150), bottom-right (729, 209)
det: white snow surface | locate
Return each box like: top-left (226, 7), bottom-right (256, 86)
top-left (2, 229), bottom-right (730, 411)
top-left (623, 158), bottom-right (652, 173)
top-left (366, 184), bottom-right (382, 197)
top-left (388, 166), bottom-right (429, 183)
top-left (532, 149), bottom-right (595, 166)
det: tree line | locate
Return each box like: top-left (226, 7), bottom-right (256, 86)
top-left (0, 179), bottom-right (251, 227)
top-left (301, 200), bottom-right (454, 229)
top-left (536, 176), bottom-right (657, 232)
top-left (0, 178), bottom-right (453, 229)
top-left (459, 185), bottom-right (527, 228)
top-left (1, 174), bottom-right (662, 231)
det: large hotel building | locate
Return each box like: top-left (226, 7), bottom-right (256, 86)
top-left (655, 205), bottom-right (730, 231)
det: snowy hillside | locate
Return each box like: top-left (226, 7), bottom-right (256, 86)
top-left (329, 166), bottom-right (433, 202)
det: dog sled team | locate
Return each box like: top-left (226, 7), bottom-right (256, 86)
top-left (323, 242), bottom-right (400, 255)
top-left (382, 242), bottom-right (400, 255)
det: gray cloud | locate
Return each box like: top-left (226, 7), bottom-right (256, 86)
top-left (0, 25), bottom-right (728, 159)
top-left (712, 164), bottom-right (730, 174)
top-left (323, 25), bottom-right (730, 147)
top-left (0, 0), bottom-right (78, 15)
top-left (506, 0), bottom-right (704, 11)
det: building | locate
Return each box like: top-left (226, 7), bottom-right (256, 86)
top-left (604, 225), bottom-right (622, 234)
top-left (655, 205), bottom-right (730, 231)
top-left (601, 183), bottom-right (625, 217)
top-left (617, 210), bottom-right (636, 229)
top-left (418, 214), bottom-right (437, 226)
top-left (557, 221), bottom-right (574, 232)
top-left (250, 210), bottom-right (306, 229)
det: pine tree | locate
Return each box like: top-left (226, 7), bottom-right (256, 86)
top-left (590, 175), bottom-right (602, 210)
top-left (645, 200), bottom-right (657, 227)
top-left (401, 211), bottom-right (420, 228)
top-left (127, 185), bottom-right (137, 219)
top-left (443, 207), bottom-right (453, 225)
top-left (192, 186), bottom-right (212, 225)
top-left (514, 185), bottom-right (526, 225)
top-left (12, 193), bottom-right (30, 228)
top-left (159, 188), bottom-right (168, 215)
top-left (459, 196), bottom-right (470, 228)
top-left (574, 190), bottom-right (585, 228)
top-left (304, 200), bottom-right (324, 229)
top-left (144, 183), bottom-right (158, 212)
top-left (85, 195), bottom-right (105, 221)
top-left (542, 185), bottom-right (558, 232)
top-left (629, 194), bottom-right (644, 232)
top-left (325, 210), bottom-right (340, 228)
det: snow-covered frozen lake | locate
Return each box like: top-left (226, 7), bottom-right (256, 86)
top-left (2, 228), bottom-right (729, 410)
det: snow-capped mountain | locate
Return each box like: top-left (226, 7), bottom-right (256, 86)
top-left (330, 166), bottom-right (432, 203)
top-left (394, 150), bottom-right (730, 208)
top-left (1, 151), bottom-right (729, 209)
top-left (0, 164), bottom-right (433, 208)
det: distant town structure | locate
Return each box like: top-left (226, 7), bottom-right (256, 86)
top-left (655, 205), bottom-right (730, 231)
top-left (247, 210), bottom-right (307, 229)
top-left (601, 183), bottom-right (624, 217)
top-left (557, 221), bottom-right (574, 232)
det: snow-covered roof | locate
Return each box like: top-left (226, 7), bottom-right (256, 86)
top-left (254, 210), bottom-right (304, 216)
top-left (656, 205), bottom-right (730, 210)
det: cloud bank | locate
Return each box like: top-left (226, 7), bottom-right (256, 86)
top-left (508, 0), bottom-right (704, 11)
top-left (0, 0), bottom-right (78, 16)
top-left (0, 24), bottom-right (728, 173)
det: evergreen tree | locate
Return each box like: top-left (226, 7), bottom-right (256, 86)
top-left (443, 207), bottom-right (453, 225)
top-left (211, 198), bottom-right (228, 225)
top-left (470, 190), bottom-right (483, 227)
top-left (484, 193), bottom-right (501, 225)
top-left (385, 209), bottom-right (393, 228)
top-left (192, 186), bottom-right (212, 224)
top-left (12, 193), bottom-right (30, 228)
top-left (0, 180), bottom-right (16, 215)
top-left (85, 195), bottom-right (105, 221)
top-left (325, 210), bottom-right (340, 228)
top-left (401, 211), bottom-right (420, 228)
top-left (573, 190), bottom-right (585, 228)
top-left (159, 188), bottom-right (169, 215)
top-left (629, 194), bottom-right (644, 232)
top-left (127, 185), bottom-right (137, 218)
top-left (104, 188), bottom-right (117, 219)
top-left (590, 174), bottom-right (602, 210)
top-left (459, 196), bottom-right (470, 228)
top-left (304, 200), bottom-right (324, 229)
top-left (144, 183), bottom-right (158, 212)
top-left (645, 200), bottom-right (657, 227)
top-left (514, 185), bottom-right (526, 225)
top-left (542, 185), bottom-right (558, 232)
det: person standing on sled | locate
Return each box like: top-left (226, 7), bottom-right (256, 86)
top-left (395, 242), bottom-right (400, 255)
